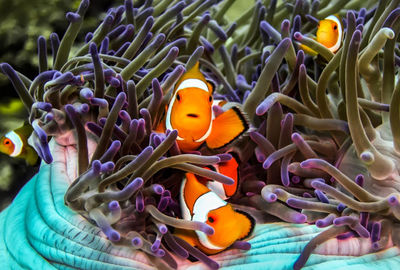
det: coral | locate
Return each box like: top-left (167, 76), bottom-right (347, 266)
top-left (2, 0), bottom-right (400, 269)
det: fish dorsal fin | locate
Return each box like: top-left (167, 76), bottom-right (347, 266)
top-left (14, 123), bottom-right (33, 141)
top-left (174, 62), bottom-right (211, 94)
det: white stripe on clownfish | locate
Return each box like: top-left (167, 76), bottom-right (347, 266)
top-left (180, 177), bottom-right (192, 221)
top-left (5, 131), bottom-right (23, 157)
top-left (175, 78), bottom-right (209, 93)
top-left (166, 89), bottom-right (184, 140)
top-left (192, 191), bottom-right (227, 250)
top-left (324, 15), bottom-right (342, 53)
top-left (179, 177), bottom-right (227, 250)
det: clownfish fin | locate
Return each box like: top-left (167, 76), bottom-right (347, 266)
top-left (14, 123), bottom-right (33, 142)
top-left (155, 120), bottom-right (165, 133)
top-left (234, 209), bottom-right (255, 240)
top-left (174, 62), bottom-right (212, 94)
top-left (174, 228), bottom-right (198, 247)
top-left (218, 154), bottom-right (240, 197)
top-left (24, 146), bottom-right (39, 166)
top-left (215, 99), bottom-right (227, 107)
top-left (206, 79), bottom-right (216, 95)
top-left (299, 43), bottom-right (318, 56)
top-left (206, 107), bottom-right (249, 149)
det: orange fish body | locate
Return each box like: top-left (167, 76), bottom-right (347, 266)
top-left (300, 15), bottom-right (343, 55)
top-left (0, 123), bottom-right (38, 165)
top-left (176, 170), bottom-right (254, 254)
top-left (158, 62), bottom-right (248, 152)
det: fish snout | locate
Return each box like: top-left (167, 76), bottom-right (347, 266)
top-left (186, 113), bottom-right (199, 118)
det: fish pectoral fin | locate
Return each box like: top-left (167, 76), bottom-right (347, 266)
top-left (25, 147), bottom-right (39, 166)
top-left (155, 120), bottom-right (165, 133)
top-left (206, 107), bottom-right (249, 149)
top-left (174, 228), bottom-right (198, 247)
top-left (235, 209), bottom-right (256, 240)
top-left (299, 43), bottom-right (318, 56)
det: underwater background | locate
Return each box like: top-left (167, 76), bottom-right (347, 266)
top-left (1, 0), bottom-right (400, 269)
top-left (0, 0), bottom-right (118, 210)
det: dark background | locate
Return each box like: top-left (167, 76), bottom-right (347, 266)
top-left (0, 0), bottom-right (116, 210)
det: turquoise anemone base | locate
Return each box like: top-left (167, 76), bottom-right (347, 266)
top-left (1, 161), bottom-right (400, 269)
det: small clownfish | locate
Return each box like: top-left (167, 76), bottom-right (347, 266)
top-left (197, 153), bottom-right (240, 201)
top-left (316, 15), bottom-right (343, 53)
top-left (157, 62), bottom-right (249, 152)
top-left (300, 15), bottom-right (343, 55)
top-left (175, 170), bottom-right (254, 255)
top-left (0, 123), bottom-right (38, 166)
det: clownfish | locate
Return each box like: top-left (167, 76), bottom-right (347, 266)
top-left (0, 123), bottom-right (38, 165)
top-left (316, 15), bottom-right (342, 53)
top-left (197, 153), bottom-right (240, 201)
top-left (175, 168), bottom-right (254, 255)
top-left (157, 62), bottom-right (249, 152)
top-left (301, 15), bottom-right (343, 55)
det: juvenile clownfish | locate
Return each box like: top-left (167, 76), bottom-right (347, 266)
top-left (157, 62), bottom-right (249, 152)
top-left (197, 153), bottom-right (240, 201)
top-left (301, 15), bottom-right (343, 55)
top-left (175, 171), bottom-right (254, 255)
top-left (316, 15), bottom-right (343, 53)
top-left (0, 123), bottom-right (38, 166)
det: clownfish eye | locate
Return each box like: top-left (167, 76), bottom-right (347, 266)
top-left (176, 93), bottom-right (181, 101)
top-left (208, 216), bottom-right (215, 223)
top-left (333, 25), bottom-right (338, 30)
top-left (209, 96), bottom-right (212, 102)
top-left (3, 138), bottom-right (11, 145)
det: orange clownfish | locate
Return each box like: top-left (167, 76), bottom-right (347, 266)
top-left (301, 15), bottom-right (343, 55)
top-left (316, 15), bottom-right (343, 53)
top-left (176, 168), bottom-right (254, 255)
top-left (157, 62), bottom-right (249, 152)
top-left (0, 123), bottom-right (38, 166)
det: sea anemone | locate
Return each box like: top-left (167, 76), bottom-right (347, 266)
top-left (2, 0), bottom-right (400, 269)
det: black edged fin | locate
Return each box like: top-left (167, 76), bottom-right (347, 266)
top-left (235, 209), bottom-right (256, 240)
top-left (206, 106), bottom-right (249, 150)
